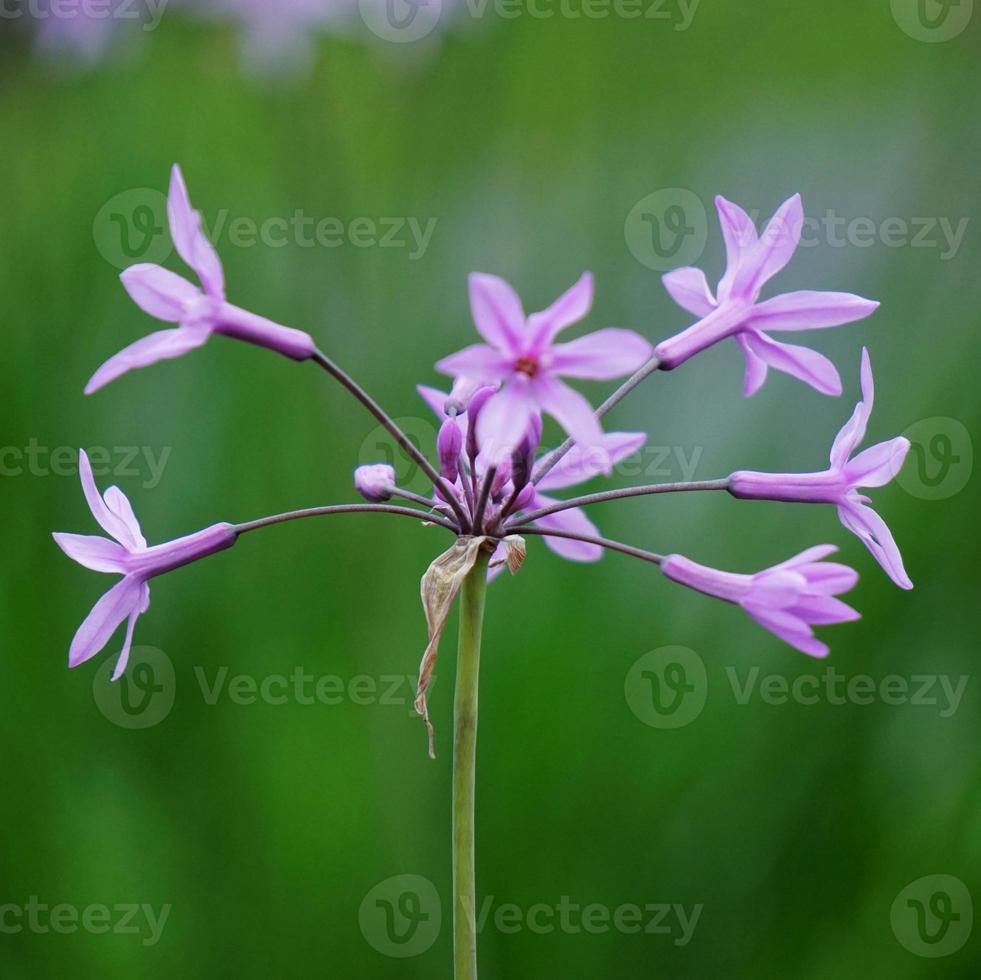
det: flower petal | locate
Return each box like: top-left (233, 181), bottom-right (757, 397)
top-left (734, 193), bottom-right (803, 300)
top-left (111, 582), bottom-right (150, 681)
top-left (68, 577), bottom-right (144, 669)
top-left (77, 449), bottom-right (133, 544)
top-left (715, 196), bottom-right (758, 303)
top-left (103, 486), bottom-right (147, 550)
top-left (168, 164), bottom-right (225, 299)
top-left (798, 561), bottom-right (859, 595)
top-left (548, 328), bottom-right (653, 380)
top-left (837, 499), bottom-right (913, 589)
top-left (475, 380), bottom-right (537, 465)
top-left (789, 594), bottom-right (861, 625)
top-left (436, 344), bottom-right (513, 384)
top-left (830, 348), bottom-right (874, 468)
top-left (742, 331), bottom-right (842, 397)
top-left (534, 499), bottom-right (604, 562)
top-left (537, 431), bottom-right (646, 491)
top-left (771, 544), bottom-right (840, 571)
top-left (417, 384), bottom-right (450, 419)
top-left (736, 333), bottom-right (769, 397)
top-left (526, 272), bottom-right (594, 353)
top-left (52, 533), bottom-right (129, 574)
top-left (845, 437), bottom-right (910, 489)
top-left (533, 375), bottom-right (607, 469)
top-left (746, 569), bottom-right (806, 609)
top-left (662, 267), bottom-right (717, 318)
top-left (748, 291), bottom-right (880, 333)
top-left (468, 273), bottom-right (525, 355)
top-left (742, 602), bottom-right (829, 658)
top-left (85, 326), bottom-right (211, 394)
top-left (120, 264), bottom-right (201, 322)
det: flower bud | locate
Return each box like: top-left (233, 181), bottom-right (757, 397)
top-left (511, 483), bottom-right (535, 512)
top-left (510, 414), bottom-right (543, 492)
top-left (490, 458), bottom-right (512, 500)
top-left (354, 464), bottom-right (396, 502)
top-left (444, 377), bottom-right (481, 417)
top-left (437, 419), bottom-right (464, 483)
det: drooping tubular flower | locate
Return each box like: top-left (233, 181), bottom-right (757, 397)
top-left (655, 194), bottom-right (880, 397)
top-left (435, 273), bottom-right (653, 466)
top-left (85, 165), bottom-right (316, 394)
top-left (661, 546), bottom-right (860, 658)
top-left (53, 451), bottom-right (237, 679)
top-left (729, 348), bottom-right (912, 589)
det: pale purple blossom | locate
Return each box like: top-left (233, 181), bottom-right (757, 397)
top-left (435, 273), bottom-right (653, 466)
top-left (86, 164), bottom-right (316, 394)
top-left (53, 450), bottom-right (237, 679)
top-left (729, 349), bottom-right (912, 589)
top-left (655, 194), bottom-right (879, 397)
top-left (354, 464), bottom-right (397, 502)
top-left (661, 546), bottom-right (860, 658)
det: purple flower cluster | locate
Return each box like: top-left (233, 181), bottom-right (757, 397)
top-left (56, 167), bottom-right (912, 684)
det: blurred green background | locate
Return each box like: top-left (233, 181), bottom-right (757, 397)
top-left (2, 1), bottom-right (979, 976)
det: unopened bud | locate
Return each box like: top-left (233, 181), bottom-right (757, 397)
top-left (437, 419), bottom-right (464, 483)
top-left (354, 464), bottom-right (396, 502)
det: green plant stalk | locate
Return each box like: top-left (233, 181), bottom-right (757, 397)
top-left (452, 549), bottom-right (490, 980)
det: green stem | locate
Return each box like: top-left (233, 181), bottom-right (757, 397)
top-left (453, 549), bottom-right (489, 980)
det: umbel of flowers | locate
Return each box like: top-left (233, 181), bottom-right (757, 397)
top-left (56, 167), bottom-right (912, 980)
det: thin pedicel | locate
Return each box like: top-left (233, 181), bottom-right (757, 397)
top-left (55, 166), bottom-right (912, 980)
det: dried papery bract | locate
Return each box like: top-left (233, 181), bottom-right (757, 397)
top-left (416, 536), bottom-right (493, 758)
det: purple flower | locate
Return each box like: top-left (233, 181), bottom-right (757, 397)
top-left (662, 546), bottom-right (860, 658)
top-left (53, 450), bottom-right (237, 679)
top-left (729, 348), bottom-right (912, 589)
top-left (655, 194), bottom-right (879, 397)
top-left (354, 464), bottom-right (397, 502)
top-left (435, 273), bottom-right (653, 465)
top-left (86, 165), bottom-right (316, 394)
top-left (418, 384), bottom-right (646, 565)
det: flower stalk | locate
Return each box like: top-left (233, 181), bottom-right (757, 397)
top-left (452, 548), bottom-right (490, 980)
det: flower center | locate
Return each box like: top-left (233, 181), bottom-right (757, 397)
top-left (514, 356), bottom-right (538, 378)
